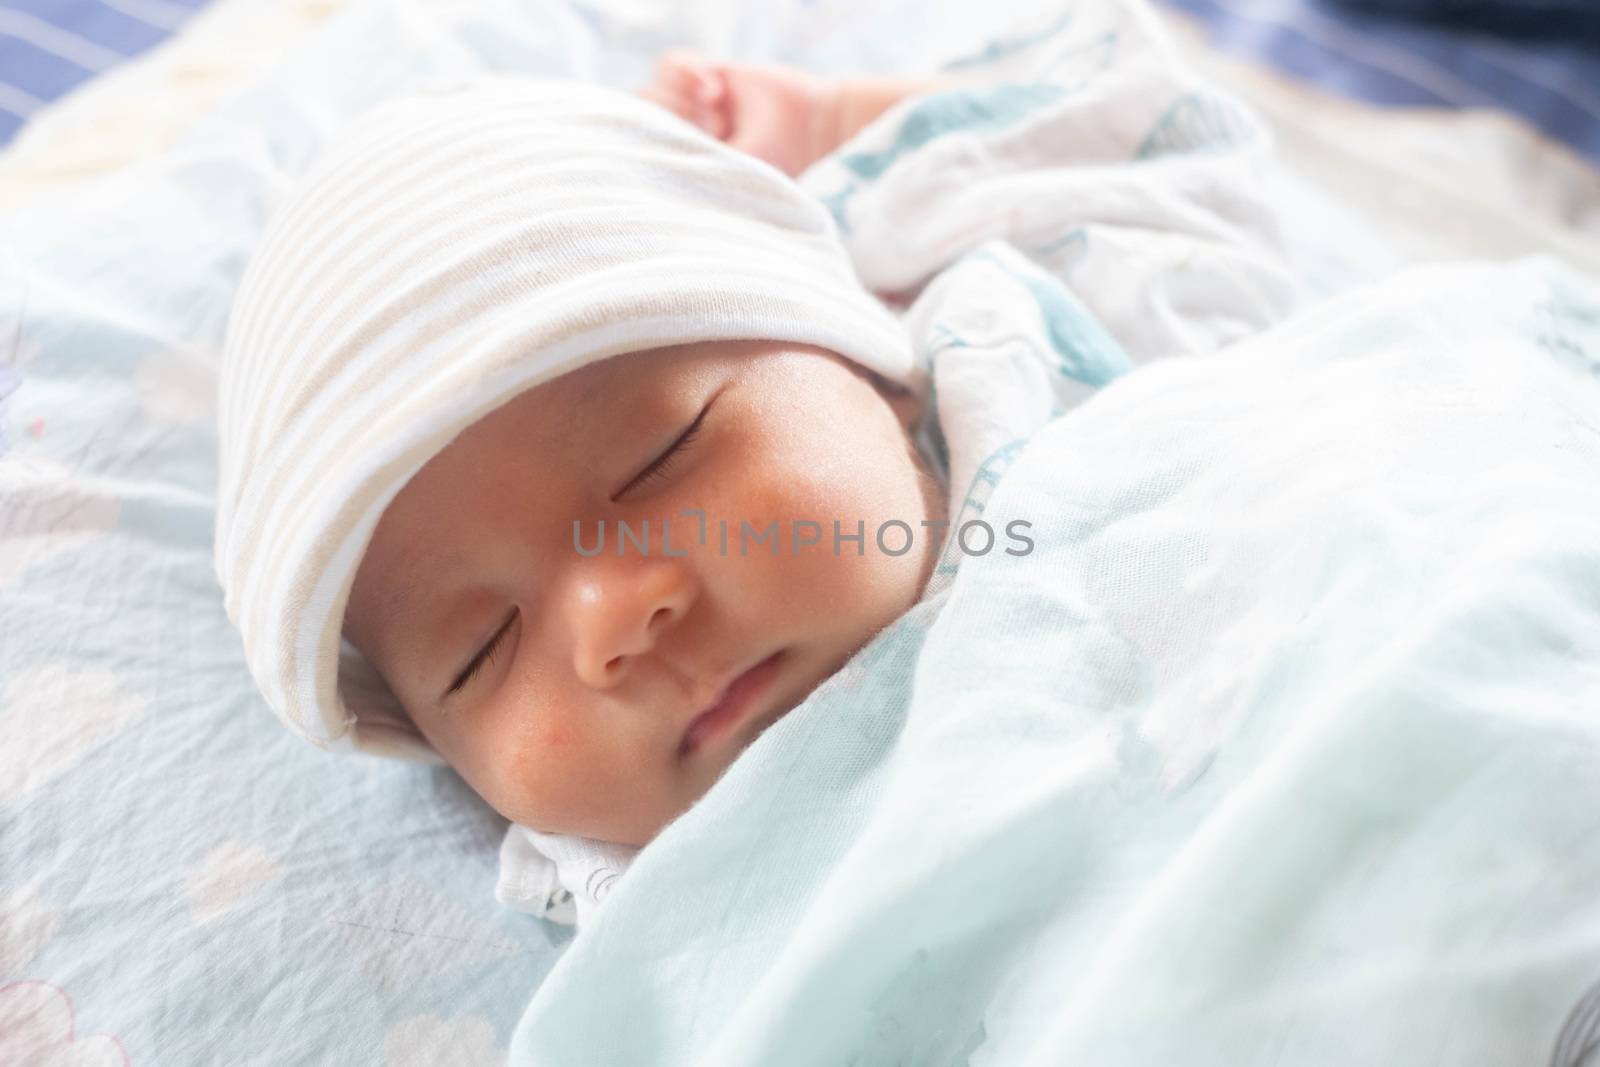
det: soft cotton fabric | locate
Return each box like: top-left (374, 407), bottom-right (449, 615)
top-left (506, 244), bottom-right (1600, 1063)
top-left (499, 824), bottom-right (640, 927)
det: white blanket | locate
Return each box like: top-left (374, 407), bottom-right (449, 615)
top-left (510, 249), bottom-right (1600, 1063)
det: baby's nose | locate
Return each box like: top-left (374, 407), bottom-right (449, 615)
top-left (568, 554), bottom-right (696, 691)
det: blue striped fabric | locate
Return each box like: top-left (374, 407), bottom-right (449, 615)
top-left (0, 0), bottom-right (212, 147)
top-left (1156, 0), bottom-right (1600, 163)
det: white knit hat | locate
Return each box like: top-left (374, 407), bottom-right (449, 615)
top-left (213, 75), bottom-right (917, 761)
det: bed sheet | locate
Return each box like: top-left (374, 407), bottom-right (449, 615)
top-left (0, 0), bottom-right (348, 210)
top-left (1152, 6), bottom-right (1600, 295)
top-left (1158, 0), bottom-right (1600, 165)
top-left (0, 0), bottom-right (213, 148)
top-left (0, 0), bottom-right (1596, 1064)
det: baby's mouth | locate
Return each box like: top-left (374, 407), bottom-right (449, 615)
top-left (677, 650), bottom-right (787, 760)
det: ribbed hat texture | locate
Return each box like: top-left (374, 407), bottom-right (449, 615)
top-left (214, 75), bottom-right (916, 760)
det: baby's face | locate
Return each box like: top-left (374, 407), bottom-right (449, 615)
top-left (343, 340), bottom-right (944, 846)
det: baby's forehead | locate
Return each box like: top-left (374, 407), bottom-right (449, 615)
top-left (545, 342), bottom-right (698, 395)
top-left (347, 542), bottom-right (465, 641)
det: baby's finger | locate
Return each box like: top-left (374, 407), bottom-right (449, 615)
top-left (657, 48), bottom-right (723, 105)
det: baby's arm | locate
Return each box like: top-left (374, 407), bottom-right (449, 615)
top-left (638, 51), bottom-right (964, 178)
top-left (823, 75), bottom-right (971, 164)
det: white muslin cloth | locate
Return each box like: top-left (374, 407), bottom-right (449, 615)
top-left (498, 824), bottom-right (640, 928)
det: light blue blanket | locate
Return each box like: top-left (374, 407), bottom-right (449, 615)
top-left (511, 257), bottom-right (1600, 1065)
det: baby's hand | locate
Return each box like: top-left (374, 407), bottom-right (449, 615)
top-left (635, 49), bottom-right (841, 177)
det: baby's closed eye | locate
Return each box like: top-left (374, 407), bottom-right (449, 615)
top-left (615, 398), bottom-right (714, 500)
top-left (448, 608), bottom-right (518, 698)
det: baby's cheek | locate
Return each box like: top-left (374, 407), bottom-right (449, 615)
top-left (719, 433), bottom-right (910, 605)
top-left (538, 719), bottom-right (575, 751)
top-left (747, 445), bottom-right (850, 523)
top-left (488, 720), bottom-right (569, 806)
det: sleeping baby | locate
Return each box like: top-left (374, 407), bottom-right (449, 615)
top-left (213, 1), bottom-right (1292, 925)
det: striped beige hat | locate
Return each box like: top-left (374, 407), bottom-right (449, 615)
top-left (213, 74), bottom-right (916, 761)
